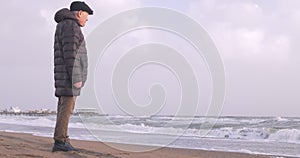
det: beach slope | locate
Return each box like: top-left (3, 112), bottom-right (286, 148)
top-left (0, 132), bottom-right (278, 158)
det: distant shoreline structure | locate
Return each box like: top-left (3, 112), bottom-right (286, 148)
top-left (0, 107), bottom-right (102, 116)
top-left (0, 106), bottom-right (55, 116)
top-left (0, 111), bottom-right (56, 116)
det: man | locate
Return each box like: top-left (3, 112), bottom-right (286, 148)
top-left (52, 1), bottom-right (93, 152)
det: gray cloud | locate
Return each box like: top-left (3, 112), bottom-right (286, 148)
top-left (188, 0), bottom-right (300, 116)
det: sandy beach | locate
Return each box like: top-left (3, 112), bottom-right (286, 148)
top-left (0, 131), bottom-right (284, 158)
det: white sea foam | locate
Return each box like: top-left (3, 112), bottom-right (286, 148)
top-left (269, 129), bottom-right (300, 143)
top-left (0, 115), bottom-right (84, 129)
top-left (0, 116), bottom-right (54, 127)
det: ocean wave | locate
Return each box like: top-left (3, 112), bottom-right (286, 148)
top-left (0, 115), bottom-right (84, 129)
top-left (1, 115), bottom-right (299, 144)
top-left (269, 129), bottom-right (300, 143)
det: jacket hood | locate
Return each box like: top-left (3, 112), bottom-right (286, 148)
top-left (54, 8), bottom-right (77, 23)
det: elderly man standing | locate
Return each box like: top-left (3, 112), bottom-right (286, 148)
top-left (52, 1), bottom-right (93, 152)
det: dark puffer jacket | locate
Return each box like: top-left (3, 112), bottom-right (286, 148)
top-left (53, 8), bottom-right (88, 97)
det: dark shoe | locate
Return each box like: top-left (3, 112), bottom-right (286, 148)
top-left (65, 142), bottom-right (79, 151)
top-left (52, 141), bottom-right (77, 152)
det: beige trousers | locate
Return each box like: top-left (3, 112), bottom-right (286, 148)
top-left (54, 96), bottom-right (76, 142)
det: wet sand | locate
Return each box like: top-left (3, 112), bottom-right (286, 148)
top-left (0, 132), bottom-right (284, 158)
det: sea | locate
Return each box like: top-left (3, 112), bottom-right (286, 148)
top-left (0, 114), bottom-right (299, 157)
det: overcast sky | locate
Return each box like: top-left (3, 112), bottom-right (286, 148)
top-left (0, 0), bottom-right (299, 117)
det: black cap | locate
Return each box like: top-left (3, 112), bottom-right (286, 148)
top-left (70, 1), bottom-right (93, 15)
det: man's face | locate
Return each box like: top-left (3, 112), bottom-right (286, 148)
top-left (76, 11), bottom-right (89, 27)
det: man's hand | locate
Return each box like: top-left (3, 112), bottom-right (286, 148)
top-left (74, 81), bottom-right (82, 89)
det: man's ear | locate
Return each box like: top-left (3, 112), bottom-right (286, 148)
top-left (75, 10), bottom-right (82, 18)
top-left (78, 10), bottom-right (83, 17)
